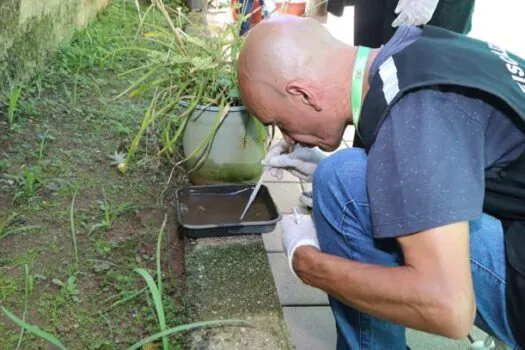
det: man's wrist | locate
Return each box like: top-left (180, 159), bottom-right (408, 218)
top-left (292, 245), bottom-right (321, 281)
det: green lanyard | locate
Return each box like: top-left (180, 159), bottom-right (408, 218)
top-left (351, 46), bottom-right (371, 133)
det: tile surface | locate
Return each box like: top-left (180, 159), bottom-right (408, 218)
top-left (407, 327), bottom-right (490, 349)
top-left (266, 182), bottom-right (303, 214)
top-left (267, 252), bottom-right (329, 305)
top-left (283, 306), bottom-right (337, 350)
top-left (262, 225), bottom-right (284, 252)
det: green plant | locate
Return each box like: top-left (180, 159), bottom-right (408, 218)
top-left (6, 166), bottom-right (42, 202)
top-left (128, 215), bottom-right (250, 350)
top-left (7, 86), bottom-right (23, 129)
top-left (37, 130), bottom-right (55, 160)
top-left (118, 0), bottom-right (267, 172)
top-left (88, 187), bottom-right (136, 235)
top-left (70, 188), bottom-right (79, 265)
top-left (16, 264), bottom-right (34, 350)
top-left (1, 217), bottom-right (250, 350)
top-left (52, 275), bottom-right (80, 302)
top-left (1, 306), bottom-right (67, 350)
top-left (0, 213), bottom-right (40, 241)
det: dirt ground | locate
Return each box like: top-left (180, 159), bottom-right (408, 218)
top-left (0, 2), bottom-right (189, 349)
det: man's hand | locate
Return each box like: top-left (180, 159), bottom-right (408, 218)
top-left (263, 140), bottom-right (289, 180)
top-left (293, 221), bottom-right (476, 339)
top-left (392, 0), bottom-right (440, 27)
top-left (280, 213), bottom-right (320, 278)
top-left (263, 144), bottom-right (326, 181)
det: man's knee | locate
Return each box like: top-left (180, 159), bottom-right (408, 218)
top-left (313, 148), bottom-right (368, 208)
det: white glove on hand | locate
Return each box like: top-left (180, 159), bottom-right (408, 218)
top-left (280, 213), bottom-right (320, 279)
top-left (263, 139), bottom-right (289, 180)
top-left (263, 144), bottom-right (326, 181)
top-left (392, 0), bottom-right (440, 27)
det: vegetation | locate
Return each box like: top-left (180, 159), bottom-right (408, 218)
top-left (118, 0), bottom-right (267, 174)
top-left (0, 1), bottom-right (194, 348)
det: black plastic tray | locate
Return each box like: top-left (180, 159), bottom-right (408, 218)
top-left (175, 184), bottom-right (281, 238)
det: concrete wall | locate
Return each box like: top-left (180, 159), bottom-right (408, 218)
top-left (0, 0), bottom-right (110, 89)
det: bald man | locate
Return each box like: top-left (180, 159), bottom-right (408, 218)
top-left (237, 16), bottom-right (525, 349)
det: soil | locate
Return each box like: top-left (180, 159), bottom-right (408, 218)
top-left (0, 2), bottom-right (191, 349)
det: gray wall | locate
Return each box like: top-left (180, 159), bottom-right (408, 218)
top-left (0, 0), bottom-right (111, 90)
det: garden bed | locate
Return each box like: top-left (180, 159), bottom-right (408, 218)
top-left (0, 2), bottom-right (190, 348)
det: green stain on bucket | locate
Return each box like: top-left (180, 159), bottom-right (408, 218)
top-left (186, 158), bottom-right (264, 185)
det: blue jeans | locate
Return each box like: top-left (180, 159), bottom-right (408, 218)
top-left (312, 148), bottom-right (519, 350)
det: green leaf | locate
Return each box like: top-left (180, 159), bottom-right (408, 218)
top-left (134, 268), bottom-right (168, 349)
top-left (190, 57), bottom-right (218, 71)
top-left (1, 306), bottom-right (67, 350)
top-left (126, 320), bottom-right (251, 350)
top-left (156, 215), bottom-right (167, 301)
top-left (229, 86), bottom-right (240, 99)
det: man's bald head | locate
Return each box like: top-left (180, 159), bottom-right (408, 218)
top-left (237, 15), bottom-right (354, 151)
top-left (238, 15), bottom-right (341, 84)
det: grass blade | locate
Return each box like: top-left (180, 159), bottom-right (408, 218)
top-left (105, 287), bottom-right (147, 312)
top-left (134, 268), bottom-right (168, 349)
top-left (0, 225), bottom-right (40, 241)
top-left (156, 214), bottom-right (167, 301)
top-left (126, 319), bottom-right (250, 350)
top-left (70, 187), bottom-right (79, 264)
top-left (1, 306), bottom-right (67, 350)
top-left (16, 264), bottom-right (30, 350)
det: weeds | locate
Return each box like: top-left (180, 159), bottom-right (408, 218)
top-left (0, 1), bottom-right (254, 347)
top-left (128, 216), bottom-right (249, 350)
top-left (37, 130), bottom-right (54, 160)
top-left (2, 217), bottom-right (250, 349)
top-left (0, 213), bottom-right (40, 241)
top-left (7, 166), bottom-right (42, 202)
top-left (88, 187), bottom-right (136, 235)
top-left (52, 275), bottom-right (80, 303)
top-left (7, 86), bottom-right (23, 129)
top-left (1, 306), bottom-right (67, 350)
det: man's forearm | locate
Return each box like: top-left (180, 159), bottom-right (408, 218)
top-left (293, 246), bottom-right (474, 338)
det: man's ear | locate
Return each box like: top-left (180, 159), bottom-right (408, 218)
top-left (285, 81), bottom-right (322, 112)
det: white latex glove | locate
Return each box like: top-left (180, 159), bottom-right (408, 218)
top-left (263, 139), bottom-right (289, 180)
top-left (263, 144), bottom-right (326, 181)
top-left (392, 0), bottom-right (440, 27)
top-left (280, 212), bottom-right (320, 279)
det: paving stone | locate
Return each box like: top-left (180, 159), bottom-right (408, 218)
top-left (267, 252), bottom-right (329, 305)
top-left (266, 182), bottom-right (302, 213)
top-left (407, 326), bottom-right (489, 349)
top-left (262, 225), bottom-right (284, 252)
top-left (283, 306), bottom-right (337, 350)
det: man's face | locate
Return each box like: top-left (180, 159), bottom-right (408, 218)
top-left (240, 83), bottom-right (345, 152)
